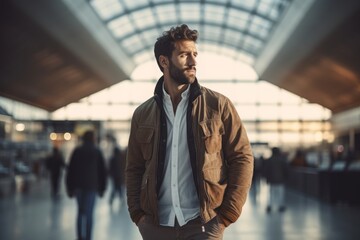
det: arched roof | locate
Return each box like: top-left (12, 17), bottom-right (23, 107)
top-left (89, 0), bottom-right (292, 65)
top-left (2, 0), bottom-right (360, 114)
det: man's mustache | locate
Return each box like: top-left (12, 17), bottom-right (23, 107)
top-left (184, 67), bottom-right (196, 71)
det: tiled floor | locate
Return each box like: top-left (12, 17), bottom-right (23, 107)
top-left (1, 176), bottom-right (360, 240)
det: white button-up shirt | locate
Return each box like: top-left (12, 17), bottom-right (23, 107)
top-left (158, 83), bottom-right (200, 227)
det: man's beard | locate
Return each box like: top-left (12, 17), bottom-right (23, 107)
top-left (169, 60), bottom-right (196, 85)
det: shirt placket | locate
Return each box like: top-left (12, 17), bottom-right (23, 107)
top-left (171, 105), bottom-right (183, 224)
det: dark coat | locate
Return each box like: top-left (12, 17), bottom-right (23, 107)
top-left (66, 143), bottom-right (107, 197)
top-left (264, 149), bottom-right (288, 184)
top-left (109, 147), bottom-right (125, 188)
top-left (46, 149), bottom-right (65, 176)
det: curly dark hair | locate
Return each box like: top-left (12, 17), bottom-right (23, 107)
top-left (154, 24), bottom-right (198, 72)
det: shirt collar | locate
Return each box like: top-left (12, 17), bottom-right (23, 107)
top-left (154, 76), bottom-right (202, 107)
top-left (162, 83), bottom-right (190, 103)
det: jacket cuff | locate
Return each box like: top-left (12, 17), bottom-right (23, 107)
top-left (131, 209), bottom-right (146, 224)
top-left (218, 212), bottom-right (232, 227)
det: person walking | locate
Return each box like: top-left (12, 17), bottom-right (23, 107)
top-left (45, 146), bottom-right (65, 199)
top-left (65, 130), bottom-right (107, 240)
top-left (126, 24), bottom-right (254, 240)
top-left (264, 147), bottom-right (288, 213)
top-left (108, 138), bottom-right (125, 207)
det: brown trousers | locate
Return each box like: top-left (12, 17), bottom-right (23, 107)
top-left (138, 215), bottom-right (225, 240)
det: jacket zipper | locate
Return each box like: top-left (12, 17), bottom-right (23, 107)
top-left (193, 115), bottom-right (207, 233)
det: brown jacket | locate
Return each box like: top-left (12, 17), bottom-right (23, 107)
top-left (126, 78), bottom-right (253, 227)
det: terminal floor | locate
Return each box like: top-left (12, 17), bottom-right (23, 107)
top-left (1, 178), bottom-right (360, 240)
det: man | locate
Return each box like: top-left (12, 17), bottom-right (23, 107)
top-left (126, 24), bottom-right (253, 240)
top-left (108, 135), bottom-right (125, 207)
top-left (66, 130), bottom-right (107, 240)
top-left (264, 147), bottom-right (287, 213)
top-left (45, 146), bottom-right (65, 199)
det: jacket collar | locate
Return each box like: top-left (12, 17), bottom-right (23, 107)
top-left (154, 76), bottom-right (202, 104)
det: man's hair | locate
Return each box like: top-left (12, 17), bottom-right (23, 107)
top-left (82, 130), bottom-right (95, 143)
top-left (154, 24), bottom-right (198, 72)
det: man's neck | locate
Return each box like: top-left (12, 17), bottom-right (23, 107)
top-left (164, 79), bottom-right (188, 113)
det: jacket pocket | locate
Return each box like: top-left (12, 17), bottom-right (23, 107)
top-left (203, 166), bottom-right (228, 209)
top-left (200, 118), bottom-right (224, 154)
top-left (136, 126), bottom-right (154, 161)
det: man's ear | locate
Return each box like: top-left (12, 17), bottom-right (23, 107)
top-left (159, 55), bottom-right (168, 68)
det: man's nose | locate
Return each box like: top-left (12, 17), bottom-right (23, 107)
top-left (188, 55), bottom-right (197, 66)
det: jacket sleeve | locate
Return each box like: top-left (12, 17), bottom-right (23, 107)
top-left (218, 98), bottom-right (254, 226)
top-left (126, 111), bottom-right (146, 224)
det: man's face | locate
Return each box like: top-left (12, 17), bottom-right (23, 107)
top-left (168, 40), bottom-right (198, 85)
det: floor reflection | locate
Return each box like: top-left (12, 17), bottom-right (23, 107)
top-left (0, 177), bottom-right (359, 240)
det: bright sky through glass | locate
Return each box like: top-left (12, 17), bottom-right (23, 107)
top-left (47, 52), bottom-right (332, 147)
top-left (131, 52), bottom-right (258, 81)
top-left (51, 52), bottom-right (330, 123)
top-left (89, 0), bottom-right (293, 65)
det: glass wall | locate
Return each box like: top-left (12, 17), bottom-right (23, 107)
top-left (50, 53), bottom-right (332, 151)
top-left (0, 96), bottom-right (49, 121)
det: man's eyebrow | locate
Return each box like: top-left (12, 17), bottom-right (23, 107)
top-left (178, 50), bottom-right (198, 54)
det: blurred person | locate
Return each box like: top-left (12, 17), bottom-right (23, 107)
top-left (65, 130), bottom-right (107, 240)
top-left (264, 147), bottom-right (288, 213)
top-left (251, 155), bottom-right (264, 203)
top-left (126, 24), bottom-right (254, 240)
top-left (45, 146), bottom-right (65, 199)
top-left (290, 149), bottom-right (307, 167)
top-left (253, 155), bottom-right (264, 183)
top-left (344, 149), bottom-right (356, 170)
top-left (108, 136), bottom-right (125, 207)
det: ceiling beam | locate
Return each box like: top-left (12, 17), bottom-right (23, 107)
top-left (12, 0), bottom-right (134, 85)
top-left (254, 0), bottom-right (360, 113)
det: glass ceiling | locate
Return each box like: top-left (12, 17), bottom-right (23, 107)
top-left (89, 0), bottom-right (293, 65)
